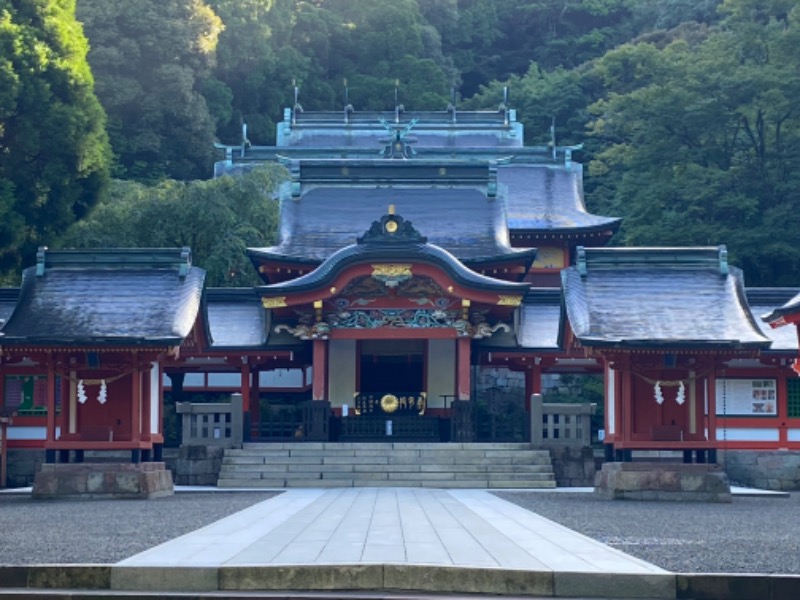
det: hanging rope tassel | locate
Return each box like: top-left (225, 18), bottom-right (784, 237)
top-left (77, 380), bottom-right (87, 404)
top-left (676, 381), bottom-right (686, 405)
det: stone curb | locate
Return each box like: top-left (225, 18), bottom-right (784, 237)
top-left (1, 565), bottom-right (798, 599)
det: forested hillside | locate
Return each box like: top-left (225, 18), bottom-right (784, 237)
top-left (2, 0), bottom-right (799, 286)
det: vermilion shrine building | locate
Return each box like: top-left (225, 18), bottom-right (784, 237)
top-left (1, 106), bottom-right (799, 489)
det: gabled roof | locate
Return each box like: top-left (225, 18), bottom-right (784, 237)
top-left (501, 165), bottom-right (621, 235)
top-left (249, 161), bottom-right (536, 265)
top-left (561, 247), bottom-right (770, 350)
top-left (475, 288), bottom-right (562, 351)
top-left (277, 109), bottom-right (524, 149)
top-left (204, 288), bottom-right (267, 349)
top-left (747, 289), bottom-right (800, 351)
top-left (0, 248), bottom-right (204, 347)
top-left (258, 212), bottom-right (531, 299)
top-left (0, 288), bottom-right (19, 327)
top-left (760, 289), bottom-right (800, 329)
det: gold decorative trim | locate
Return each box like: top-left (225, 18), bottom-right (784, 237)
top-left (261, 296), bottom-right (287, 309)
top-left (497, 295), bottom-right (523, 306)
top-left (371, 264), bottom-right (412, 278)
top-left (380, 393), bottom-right (399, 414)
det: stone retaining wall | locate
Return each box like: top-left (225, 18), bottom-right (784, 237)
top-left (172, 445), bottom-right (224, 486)
top-left (722, 450), bottom-right (800, 491)
top-left (549, 446), bottom-right (596, 487)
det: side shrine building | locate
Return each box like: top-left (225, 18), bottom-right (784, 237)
top-left (2, 106), bottom-right (800, 493)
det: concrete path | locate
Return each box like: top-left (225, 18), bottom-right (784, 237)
top-left (119, 488), bottom-right (665, 573)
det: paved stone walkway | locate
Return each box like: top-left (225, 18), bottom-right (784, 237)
top-left (119, 488), bottom-right (665, 574)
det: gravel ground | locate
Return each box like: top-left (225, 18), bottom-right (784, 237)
top-left (494, 491), bottom-right (800, 575)
top-left (0, 491), bottom-right (277, 564)
top-left (2, 489), bottom-right (798, 574)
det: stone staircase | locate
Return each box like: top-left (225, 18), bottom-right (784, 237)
top-left (217, 442), bottom-right (555, 488)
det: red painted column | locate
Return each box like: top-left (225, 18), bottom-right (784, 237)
top-left (46, 357), bottom-right (56, 443)
top-left (524, 361), bottom-right (542, 412)
top-left (58, 374), bottom-right (70, 437)
top-left (130, 363), bottom-right (141, 443)
top-left (241, 361), bottom-right (251, 415)
top-left (457, 336), bottom-right (471, 401)
top-left (707, 371), bottom-right (718, 445)
top-left (312, 340), bottom-right (328, 401)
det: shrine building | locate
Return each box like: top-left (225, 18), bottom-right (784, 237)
top-left (1, 103), bottom-right (799, 493)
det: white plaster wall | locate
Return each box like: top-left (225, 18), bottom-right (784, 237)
top-left (328, 339), bottom-right (356, 408)
top-left (427, 339), bottom-right (455, 409)
top-left (150, 362), bottom-right (159, 435)
top-left (606, 366), bottom-right (616, 435)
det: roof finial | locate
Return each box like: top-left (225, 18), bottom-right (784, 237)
top-left (388, 204), bottom-right (395, 215)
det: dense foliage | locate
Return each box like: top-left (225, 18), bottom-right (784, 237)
top-left (0, 0), bottom-right (110, 278)
top-left (3, 0), bottom-right (800, 288)
top-left (60, 165), bottom-right (284, 286)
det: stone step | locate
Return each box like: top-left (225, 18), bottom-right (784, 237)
top-left (218, 442), bottom-right (556, 489)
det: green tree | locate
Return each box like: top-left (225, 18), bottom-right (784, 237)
top-left (587, 0), bottom-right (800, 285)
top-left (0, 0), bottom-right (110, 278)
top-left (77, 0), bottom-right (222, 181)
top-left (60, 165), bottom-right (287, 286)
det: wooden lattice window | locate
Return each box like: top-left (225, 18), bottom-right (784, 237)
top-left (788, 378), bottom-right (800, 418)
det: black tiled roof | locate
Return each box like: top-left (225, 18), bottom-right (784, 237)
top-left (475, 288), bottom-right (563, 351)
top-left (760, 289), bottom-right (800, 327)
top-left (205, 288), bottom-right (266, 348)
top-left (250, 186), bottom-right (529, 263)
top-left (259, 213), bottom-right (531, 298)
top-left (0, 288), bottom-right (19, 327)
top-left (561, 247), bottom-right (770, 349)
top-left (500, 166), bottom-right (621, 234)
top-left (745, 289), bottom-right (799, 351)
top-left (0, 249), bottom-right (204, 346)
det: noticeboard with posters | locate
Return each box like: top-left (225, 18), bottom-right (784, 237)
top-left (715, 378), bottom-right (777, 416)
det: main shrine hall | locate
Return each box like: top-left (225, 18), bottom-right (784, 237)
top-left (1, 103), bottom-right (800, 492)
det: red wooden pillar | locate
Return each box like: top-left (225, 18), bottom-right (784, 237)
top-left (59, 374), bottom-right (70, 437)
top-left (130, 362), bottom-right (141, 443)
top-left (707, 370), bottom-right (718, 444)
top-left (525, 360), bottom-right (542, 411)
top-left (312, 340), bottom-right (327, 401)
top-left (46, 357), bottom-right (57, 443)
top-left (241, 360), bottom-right (251, 415)
top-left (457, 336), bottom-right (471, 401)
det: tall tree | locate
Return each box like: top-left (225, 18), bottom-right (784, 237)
top-left (60, 165), bottom-right (286, 286)
top-left (77, 0), bottom-right (222, 181)
top-left (587, 0), bottom-right (800, 285)
top-left (0, 0), bottom-right (110, 278)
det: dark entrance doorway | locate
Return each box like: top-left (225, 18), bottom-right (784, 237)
top-left (359, 339), bottom-right (424, 394)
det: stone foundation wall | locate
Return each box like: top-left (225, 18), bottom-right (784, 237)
top-left (722, 450), bottom-right (800, 491)
top-left (32, 462), bottom-right (174, 499)
top-left (549, 446), bottom-right (596, 487)
top-left (3, 449), bottom-right (44, 488)
top-left (595, 462), bottom-right (732, 502)
top-left (172, 445), bottom-right (224, 486)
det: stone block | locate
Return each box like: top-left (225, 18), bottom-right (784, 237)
top-left (383, 565), bottom-right (552, 596)
top-left (32, 463), bottom-right (173, 499)
top-left (111, 566), bottom-right (218, 592)
top-left (0, 566), bottom-right (29, 588)
top-left (556, 572), bottom-right (675, 599)
top-left (677, 574), bottom-right (771, 600)
top-left (220, 565), bottom-right (383, 591)
top-left (28, 565), bottom-right (111, 589)
top-left (596, 462), bottom-right (731, 502)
